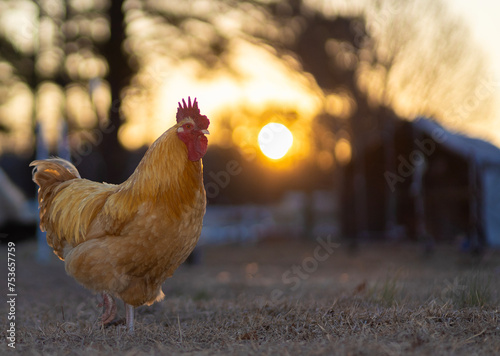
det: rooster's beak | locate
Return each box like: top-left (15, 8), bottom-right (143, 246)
top-left (201, 129), bottom-right (210, 135)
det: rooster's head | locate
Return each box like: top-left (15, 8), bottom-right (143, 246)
top-left (176, 97), bottom-right (210, 161)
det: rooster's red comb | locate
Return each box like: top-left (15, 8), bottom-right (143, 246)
top-left (176, 97), bottom-right (210, 130)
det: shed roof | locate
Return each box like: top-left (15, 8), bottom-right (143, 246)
top-left (413, 117), bottom-right (500, 167)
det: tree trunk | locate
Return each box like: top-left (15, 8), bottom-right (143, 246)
top-left (100, 0), bottom-right (131, 183)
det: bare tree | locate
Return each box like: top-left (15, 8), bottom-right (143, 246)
top-left (359, 0), bottom-right (495, 129)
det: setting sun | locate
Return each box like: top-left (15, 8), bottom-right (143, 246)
top-left (258, 123), bottom-right (294, 160)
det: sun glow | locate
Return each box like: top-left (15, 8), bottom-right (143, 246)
top-left (258, 123), bottom-right (294, 160)
top-left (119, 39), bottom-right (321, 150)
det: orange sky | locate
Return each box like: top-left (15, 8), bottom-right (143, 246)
top-left (1, 0), bottom-right (499, 156)
top-left (446, 0), bottom-right (500, 81)
top-left (445, 0), bottom-right (500, 141)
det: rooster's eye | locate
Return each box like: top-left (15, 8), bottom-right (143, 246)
top-left (185, 124), bottom-right (192, 130)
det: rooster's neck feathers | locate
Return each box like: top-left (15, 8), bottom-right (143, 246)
top-left (115, 126), bottom-right (204, 220)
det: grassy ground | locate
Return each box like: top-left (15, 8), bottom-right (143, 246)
top-left (1, 237), bottom-right (500, 355)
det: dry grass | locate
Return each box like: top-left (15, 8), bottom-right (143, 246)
top-left (2, 238), bottom-right (500, 355)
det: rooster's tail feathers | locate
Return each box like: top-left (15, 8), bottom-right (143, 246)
top-left (30, 158), bottom-right (81, 236)
top-left (30, 158), bottom-right (81, 188)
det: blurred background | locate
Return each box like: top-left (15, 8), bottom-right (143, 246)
top-left (1, 0), bottom-right (500, 253)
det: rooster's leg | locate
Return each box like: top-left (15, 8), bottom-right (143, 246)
top-left (100, 292), bottom-right (117, 325)
top-left (125, 302), bottom-right (135, 334)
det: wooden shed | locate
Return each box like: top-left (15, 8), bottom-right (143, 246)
top-left (341, 116), bottom-right (500, 250)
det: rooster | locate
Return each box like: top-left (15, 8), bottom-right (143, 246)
top-left (30, 97), bottom-right (209, 333)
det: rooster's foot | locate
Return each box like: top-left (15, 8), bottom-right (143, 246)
top-left (98, 292), bottom-right (117, 325)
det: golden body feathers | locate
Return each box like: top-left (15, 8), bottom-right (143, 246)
top-left (31, 124), bottom-right (207, 307)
